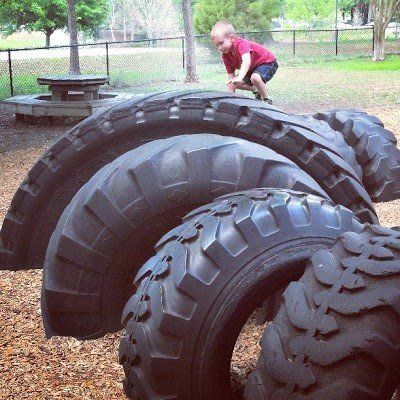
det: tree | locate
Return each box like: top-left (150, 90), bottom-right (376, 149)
top-left (194, 0), bottom-right (282, 33)
top-left (0, 0), bottom-right (65, 46)
top-left (182, 0), bottom-right (199, 82)
top-left (194, 0), bottom-right (236, 33)
top-left (285, 0), bottom-right (335, 26)
top-left (75, 0), bottom-right (107, 37)
top-left (354, 1), bottom-right (370, 24)
top-left (339, 0), bottom-right (371, 25)
top-left (107, 0), bottom-right (121, 41)
top-left (67, 0), bottom-right (80, 74)
top-left (127, 0), bottom-right (180, 39)
top-left (0, 0), bottom-right (107, 47)
top-left (371, 0), bottom-right (400, 60)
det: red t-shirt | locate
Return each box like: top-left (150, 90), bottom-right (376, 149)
top-left (222, 37), bottom-right (276, 74)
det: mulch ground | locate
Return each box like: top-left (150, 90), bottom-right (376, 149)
top-left (1, 102), bottom-right (399, 399)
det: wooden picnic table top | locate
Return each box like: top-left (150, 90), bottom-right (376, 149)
top-left (37, 74), bottom-right (110, 87)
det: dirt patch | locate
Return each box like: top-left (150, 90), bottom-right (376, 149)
top-left (0, 102), bottom-right (399, 399)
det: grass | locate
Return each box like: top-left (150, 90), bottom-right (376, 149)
top-left (312, 54), bottom-right (400, 70)
top-left (100, 58), bottom-right (400, 112)
top-left (0, 31), bottom-right (46, 50)
top-left (268, 63), bottom-right (400, 110)
top-left (1, 42), bottom-right (399, 110)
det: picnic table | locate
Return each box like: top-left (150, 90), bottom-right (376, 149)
top-left (37, 74), bottom-right (110, 101)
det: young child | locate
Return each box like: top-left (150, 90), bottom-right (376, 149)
top-left (211, 21), bottom-right (278, 104)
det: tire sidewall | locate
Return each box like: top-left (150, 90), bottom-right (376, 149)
top-left (147, 233), bottom-right (340, 400)
top-left (184, 238), bottom-right (338, 399)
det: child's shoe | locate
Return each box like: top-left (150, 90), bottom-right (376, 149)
top-left (254, 92), bottom-right (273, 105)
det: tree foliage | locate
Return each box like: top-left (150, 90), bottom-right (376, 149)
top-left (338, 0), bottom-right (371, 25)
top-left (284, 0), bottom-right (335, 25)
top-left (193, 0), bottom-right (282, 33)
top-left (105, 0), bottom-right (180, 41)
top-left (127, 0), bottom-right (180, 38)
top-left (0, 0), bottom-right (107, 45)
top-left (75, 0), bottom-right (107, 36)
top-left (339, 0), bottom-right (358, 13)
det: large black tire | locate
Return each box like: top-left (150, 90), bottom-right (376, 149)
top-left (313, 109), bottom-right (400, 202)
top-left (295, 114), bottom-right (362, 179)
top-left (42, 134), bottom-right (328, 339)
top-left (1, 90), bottom-right (375, 272)
top-left (119, 188), bottom-right (364, 400)
top-left (245, 225), bottom-right (400, 400)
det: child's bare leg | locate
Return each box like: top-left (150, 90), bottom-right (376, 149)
top-left (234, 82), bottom-right (256, 92)
top-left (250, 73), bottom-right (268, 99)
top-left (227, 82), bottom-right (255, 93)
top-left (227, 83), bottom-right (236, 93)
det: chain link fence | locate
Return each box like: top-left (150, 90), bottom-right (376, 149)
top-left (1, 27), bottom-right (399, 100)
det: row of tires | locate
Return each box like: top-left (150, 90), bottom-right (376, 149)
top-left (4, 91), bottom-right (400, 272)
top-left (2, 90), bottom-right (400, 399)
top-left (119, 190), bottom-right (400, 399)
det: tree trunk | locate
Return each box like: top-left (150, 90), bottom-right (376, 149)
top-left (123, 0), bottom-right (127, 41)
top-left (67, 0), bottom-right (81, 75)
top-left (45, 30), bottom-right (52, 47)
top-left (354, 4), bottom-right (364, 25)
top-left (362, 2), bottom-right (369, 24)
top-left (182, 0), bottom-right (199, 83)
top-left (109, 15), bottom-right (116, 42)
top-left (367, 2), bottom-right (373, 23)
top-left (371, 0), bottom-right (400, 61)
top-left (373, 29), bottom-right (386, 60)
top-left (131, 24), bottom-right (135, 41)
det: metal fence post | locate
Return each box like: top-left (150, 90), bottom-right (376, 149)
top-left (105, 42), bottom-right (110, 79)
top-left (181, 36), bottom-right (185, 69)
top-left (293, 30), bottom-right (296, 56)
top-left (7, 49), bottom-right (14, 97)
top-left (335, 29), bottom-right (339, 55)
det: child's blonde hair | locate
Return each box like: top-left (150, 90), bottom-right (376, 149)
top-left (210, 21), bottom-right (236, 38)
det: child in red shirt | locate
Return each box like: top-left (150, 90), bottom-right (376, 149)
top-left (211, 21), bottom-right (278, 104)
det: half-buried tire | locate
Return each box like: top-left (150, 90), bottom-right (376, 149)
top-left (42, 134), bottom-right (328, 339)
top-left (118, 188), bottom-right (363, 400)
top-left (245, 225), bottom-right (400, 400)
top-left (1, 91), bottom-right (375, 272)
top-left (313, 108), bottom-right (400, 202)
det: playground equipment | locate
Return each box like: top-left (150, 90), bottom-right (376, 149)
top-left (2, 90), bottom-right (400, 399)
top-left (3, 74), bottom-right (135, 123)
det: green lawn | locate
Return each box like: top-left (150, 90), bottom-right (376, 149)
top-left (0, 31), bottom-right (47, 50)
top-left (312, 54), bottom-right (400, 70)
top-left (99, 57), bottom-right (400, 112)
top-left (1, 45), bottom-right (399, 113)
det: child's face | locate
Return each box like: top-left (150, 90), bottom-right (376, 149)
top-left (212, 33), bottom-right (235, 54)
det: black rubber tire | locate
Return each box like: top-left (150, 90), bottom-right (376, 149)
top-left (313, 109), bottom-right (400, 202)
top-left (1, 90), bottom-right (376, 272)
top-left (118, 188), bottom-right (364, 400)
top-left (294, 114), bottom-right (362, 179)
top-left (42, 134), bottom-right (328, 339)
top-left (245, 224), bottom-right (400, 400)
